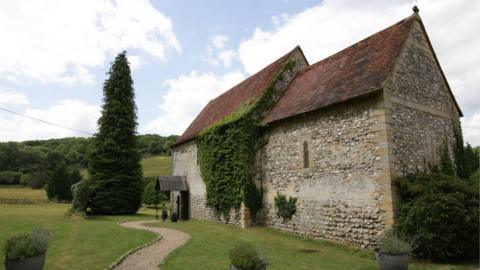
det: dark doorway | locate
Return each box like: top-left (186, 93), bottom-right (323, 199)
top-left (180, 191), bottom-right (189, 220)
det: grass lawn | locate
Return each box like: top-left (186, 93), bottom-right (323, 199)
top-left (0, 204), bottom-right (158, 270)
top-left (0, 185), bottom-right (47, 200)
top-left (151, 220), bottom-right (478, 270)
top-left (141, 155), bottom-right (171, 177)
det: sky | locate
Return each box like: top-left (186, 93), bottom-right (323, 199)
top-left (0, 0), bottom-right (478, 146)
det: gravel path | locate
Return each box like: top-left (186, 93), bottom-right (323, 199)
top-left (113, 220), bottom-right (190, 270)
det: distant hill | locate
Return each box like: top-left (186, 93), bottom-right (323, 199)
top-left (141, 155), bottom-right (172, 177)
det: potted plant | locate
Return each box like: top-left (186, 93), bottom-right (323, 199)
top-left (4, 229), bottom-right (52, 270)
top-left (375, 230), bottom-right (411, 270)
top-left (171, 212), bottom-right (178, 222)
top-left (161, 203), bottom-right (168, 221)
top-left (229, 241), bottom-right (267, 270)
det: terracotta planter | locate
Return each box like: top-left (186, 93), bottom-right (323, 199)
top-left (375, 251), bottom-right (408, 270)
top-left (5, 253), bottom-right (46, 270)
top-left (229, 264), bottom-right (267, 270)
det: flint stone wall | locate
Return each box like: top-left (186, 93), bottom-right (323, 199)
top-left (384, 20), bottom-right (459, 176)
top-left (255, 97), bottom-right (386, 247)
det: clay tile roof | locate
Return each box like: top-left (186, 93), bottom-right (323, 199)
top-left (263, 14), bottom-right (417, 124)
top-left (173, 46), bottom-right (302, 146)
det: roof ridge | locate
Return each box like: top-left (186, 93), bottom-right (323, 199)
top-left (208, 46), bottom-right (302, 103)
top-left (305, 13), bottom-right (417, 72)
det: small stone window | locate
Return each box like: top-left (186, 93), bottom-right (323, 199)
top-left (303, 141), bottom-right (310, 168)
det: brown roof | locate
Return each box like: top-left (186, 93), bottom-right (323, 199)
top-left (263, 14), bottom-right (417, 124)
top-left (174, 46), bottom-right (303, 145)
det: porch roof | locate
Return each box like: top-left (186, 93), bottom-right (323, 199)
top-left (155, 176), bottom-right (188, 192)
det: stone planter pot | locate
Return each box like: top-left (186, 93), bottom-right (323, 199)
top-left (162, 210), bottom-right (168, 221)
top-left (5, 253), bottom-right (46, 270)
top-left (375, 251), bottom-right (408, 270)
top-left (229, 264), bottom-right (267, 270)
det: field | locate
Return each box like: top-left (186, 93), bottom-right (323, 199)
top-left (79, 155), bottom-right (172, 178)
top-left (0, 185), bottom-right (47, 200)
top-left (141, 155), bottom-right (172, 177)
top-left (151, 220), bottom-right (477, 270)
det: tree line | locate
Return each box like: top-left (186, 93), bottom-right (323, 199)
top-left (0, 134), bottom-right (178, 190)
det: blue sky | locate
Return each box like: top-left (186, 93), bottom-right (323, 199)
top-left (0, 0), bottom-right (478, 146)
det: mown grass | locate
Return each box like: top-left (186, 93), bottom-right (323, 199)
top-left (151, 220), bottom-right (478, 270)
top-left (0, 185), bottom-right (47, 200)
top-left (0, 204), bottom-right (157, 270)
top-left (141, 155), bottom-right (171, 177)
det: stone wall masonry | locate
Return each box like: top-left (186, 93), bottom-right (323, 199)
top-left (255, 96), bottom-right (388, 247)
top-left (384, 19), bottom-right (459, 176)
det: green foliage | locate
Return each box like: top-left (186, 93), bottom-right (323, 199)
top-left (395, 172), bottom-right (479, 262)
top-left (20, 171), bottom-right (49, 189)
top-left (0, 171), bottom-right (22, 185)
top-left (138, 134), bottom-right (180, 156)
top-left (464, 143), bottom-right (479, 177)
top-left (274, 192), bottom-right (298, 223)
top-left (88, 52), bottom-right (143, 214)
top-left (143, 181), bottom-right (167, 207)
top-left (439, 142), bottom-right (454, 176)
top-left (71, 179), bottom-right (90, 212)
top-left (4, 229), bottom-right (51, 260)
top-left (45, 152), bottom-right (82, 202)
top-left (197, 61), bottom-right (294, 221)
top-left (453, 122), bottom-right (479, 179)
top-left (229, 241), bottom-right (266, 270)
top-left (377, 229), bottom-right (411, 255)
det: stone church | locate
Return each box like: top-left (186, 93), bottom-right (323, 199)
top-left (165, 8), bottom-right (462, 247)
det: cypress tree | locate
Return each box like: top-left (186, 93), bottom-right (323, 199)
top-left (88, 51), bottom-right (143, 214)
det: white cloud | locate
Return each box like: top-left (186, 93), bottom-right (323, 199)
top-left (462, 113), bottom-right (480, 147)
top-left (143, 71), bottom-right (245, 135)
top-left (0, 90), bottom-right (29, 106)
top-left (203, 35), bottom-right (238, 68)
top-left (0, 99), bottom-right (100, 141)
top-left (237, 0), bottom-right (480, 145)
top-left (0, 0), bottom-right (180, 85)
top-left (210, 35), bottom-right (229, 50)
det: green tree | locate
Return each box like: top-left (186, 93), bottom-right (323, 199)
top-left (454, 123), bottom-right (468, 178)
top-left (440, 143), bottom-right (454, 176)
top-left (143, 181), bottom-right (166, 207)
top-left (465, 143), bottom-right (479, 177)
top-left (88, 51), bottom-right (143, 214)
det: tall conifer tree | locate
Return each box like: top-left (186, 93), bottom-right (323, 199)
top-left (88, 51), bottom-right (143, 214)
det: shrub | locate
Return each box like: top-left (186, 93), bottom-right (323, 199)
top-left (71, 179), bottom-right (90, 212)
top-left (0, 171), bottom-right (22, 185)
top-left (377, 229), bottom-right (411, 255)
top-left (395, 173), bottom-right (479, 262)
top-left (229, 241), bottom-right (266, 270)
top-left (274, 192), bottom-right (297, 223)
top-left (4, 229), bottom-right (51, 260)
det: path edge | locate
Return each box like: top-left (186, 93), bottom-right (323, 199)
top-left (104, 220), bottom-right (163, 270)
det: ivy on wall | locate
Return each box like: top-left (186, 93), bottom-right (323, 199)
top-left (197, 61), bottom-right (295, 221)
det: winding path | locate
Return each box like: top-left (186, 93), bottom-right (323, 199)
top-left (113, 220), bottom-right (190, 270)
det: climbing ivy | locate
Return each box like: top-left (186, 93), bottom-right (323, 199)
top-left (197, 61), bottom-right (295, 221)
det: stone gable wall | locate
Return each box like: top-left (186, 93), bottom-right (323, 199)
top-left (255, 96), bottom-right (389, 247)
top-left (384, 19), bottom-right (460, 176)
